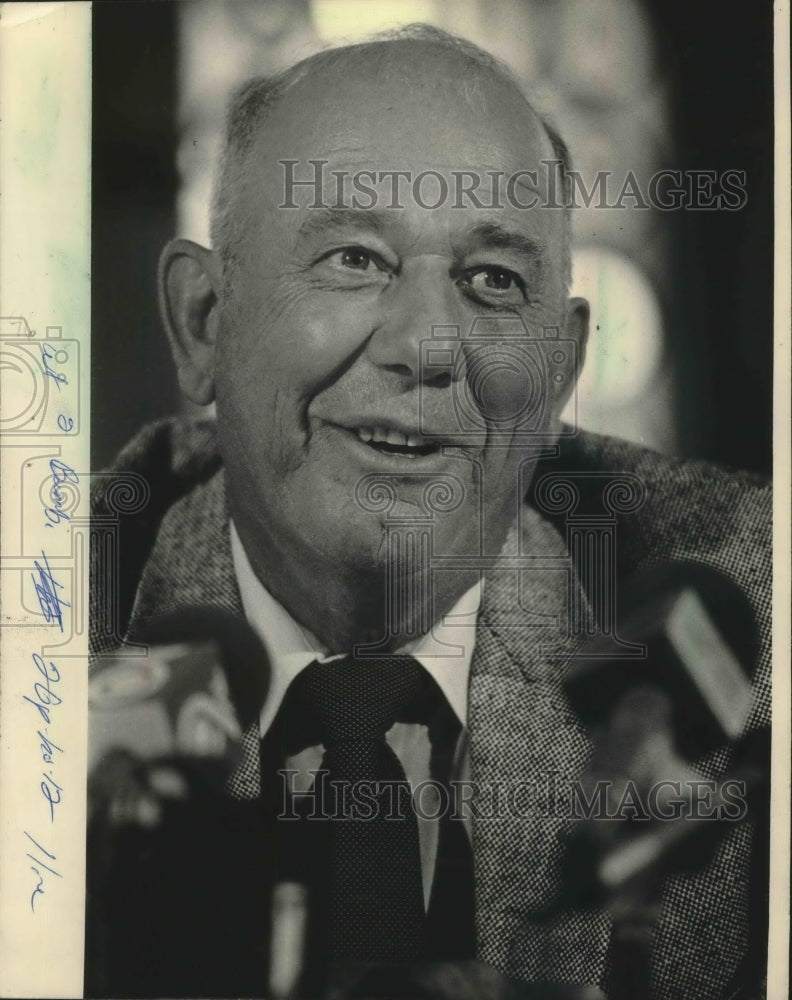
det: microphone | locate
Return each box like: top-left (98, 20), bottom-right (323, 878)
top-left (555, 564), bottom-right (766, 1000)
top-left (564, 561), bottom-right (759, 762)
top-left (89, 605), bottom-right (269, 787)
top-left (86, 607), bottom-right (274, 998)
top-left (558, 563), bottom-right (762, 906)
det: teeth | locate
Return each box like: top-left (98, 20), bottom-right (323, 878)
top-left (354, 425), bottom-right (427, 449)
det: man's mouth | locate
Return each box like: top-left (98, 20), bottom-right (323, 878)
top-left (352, 425), bottom-right (441, 458)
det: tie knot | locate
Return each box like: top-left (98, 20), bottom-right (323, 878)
top-left (285, 654), bottom-right (431, 747)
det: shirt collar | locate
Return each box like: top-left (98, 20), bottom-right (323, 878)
top-left (229, 521), bottom-right (479, 734)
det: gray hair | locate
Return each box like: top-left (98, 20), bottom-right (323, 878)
top-left (210, 23), bottom-right (573, 288)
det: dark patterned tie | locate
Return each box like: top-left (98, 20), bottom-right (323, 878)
top-left (278, 654), bottom-right (431, 969)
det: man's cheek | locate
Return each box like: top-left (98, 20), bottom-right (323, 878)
top-left (299, 485), bottom-right (389, 563)
top-left (298, 296), bottom-right (381, 366)
top-left (462, 346), bottom-right (545, 431)
top-left (480, 367), bottom-right (537, 424)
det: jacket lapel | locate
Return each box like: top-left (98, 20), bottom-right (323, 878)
top-left (469, 503), bottom-right (611, 984)
top-left (126, 467), bottom-right (243, 634)
top-left (125, 468), bottom-right (267, 798)
top-left (126, 465), bottom-right (610, 983)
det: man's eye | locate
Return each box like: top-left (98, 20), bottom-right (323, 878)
top-left (479, 267), bottom-right (514, 290)
top-left (337, 248), bottom-right (373, 270)
top-left (313, 245), bottom-right (390, 290)
top-left (461, 266), bottom-right (526, 304)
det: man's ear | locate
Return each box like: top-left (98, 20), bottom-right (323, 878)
top-left (552, 296), bottom-right (589, 414)
top-left (158, 239), bottom-right (224, 406)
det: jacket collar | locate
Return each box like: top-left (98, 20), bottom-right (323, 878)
top-left (125, 464), bottom-right (608, 980)
top-left (127, 466), bottom-right (587, 688)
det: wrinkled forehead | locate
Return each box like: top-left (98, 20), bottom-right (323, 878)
top-left (257, 46), bottom-right (555, 181)
top-left (228, 50), bottom-right (565, 266)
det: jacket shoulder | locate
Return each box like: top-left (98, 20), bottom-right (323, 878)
top-left (90, 418), bottom-right (223, 656)
top-left (92, 417), bottom-right (220, 496)
top-left (531, 430), bottom-right (772, 730)
top-left (533, 429), bottom-right (770, 569)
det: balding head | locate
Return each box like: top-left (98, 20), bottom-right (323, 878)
top-left (210, 24), bottom-right (573, 287)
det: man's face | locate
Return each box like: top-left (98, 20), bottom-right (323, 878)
top-left (212, 51), bottom-right (585, 582)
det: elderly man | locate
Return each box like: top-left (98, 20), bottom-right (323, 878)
top-left (88, 24), bottom-right (770, 1000)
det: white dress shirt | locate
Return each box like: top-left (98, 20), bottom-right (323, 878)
top-left (230, 521), bottom-right (480, 907)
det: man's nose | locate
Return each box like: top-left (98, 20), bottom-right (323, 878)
top-left (365, 263), bottom-right (464, 386)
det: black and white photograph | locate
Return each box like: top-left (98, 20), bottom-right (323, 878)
top-left (0, 3), bottom-right (788, 999)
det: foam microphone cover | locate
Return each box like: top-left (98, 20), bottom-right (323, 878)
top-left (564, 562), bottom-right (759, 760)
top-left (89, 605), bottom-right (269, 779)
top-left (86, 607), bottom-right (272, 998)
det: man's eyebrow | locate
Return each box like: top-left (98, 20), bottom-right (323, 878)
top-left (461, 222), bottom-right (546, 260)
top-left (296, 208), bottom-right (388, 240)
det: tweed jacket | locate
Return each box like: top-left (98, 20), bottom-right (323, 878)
top-left (89, 418), bottom-right (771, 1000)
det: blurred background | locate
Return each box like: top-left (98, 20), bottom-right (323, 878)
top-left (91, 0), bottom-right (773, 475)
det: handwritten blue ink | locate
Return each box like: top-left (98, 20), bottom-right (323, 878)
top-left (38, 730), bottom-right (63, 764)
top-left (57, 413), bottom-right (74, 433)
top-left (23, 653), bottom-right (61, 724)
top-left (40, 343), bottom-right (68, 391)
top-left (29, 868), bottom-right (45, 912)
top-left (43, 458), bottom-right (78, 527)
top-left (41, 771), bottom-right (63, 822)
top-left (23, 654), bottom-right (65, 821)
top-left (31, 552), bottom-right (69, 631)
top-left (24, 831), bottom-right (61, 913)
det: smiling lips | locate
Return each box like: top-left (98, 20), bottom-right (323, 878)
top-left (352, 424), bottom-right (440, 457)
